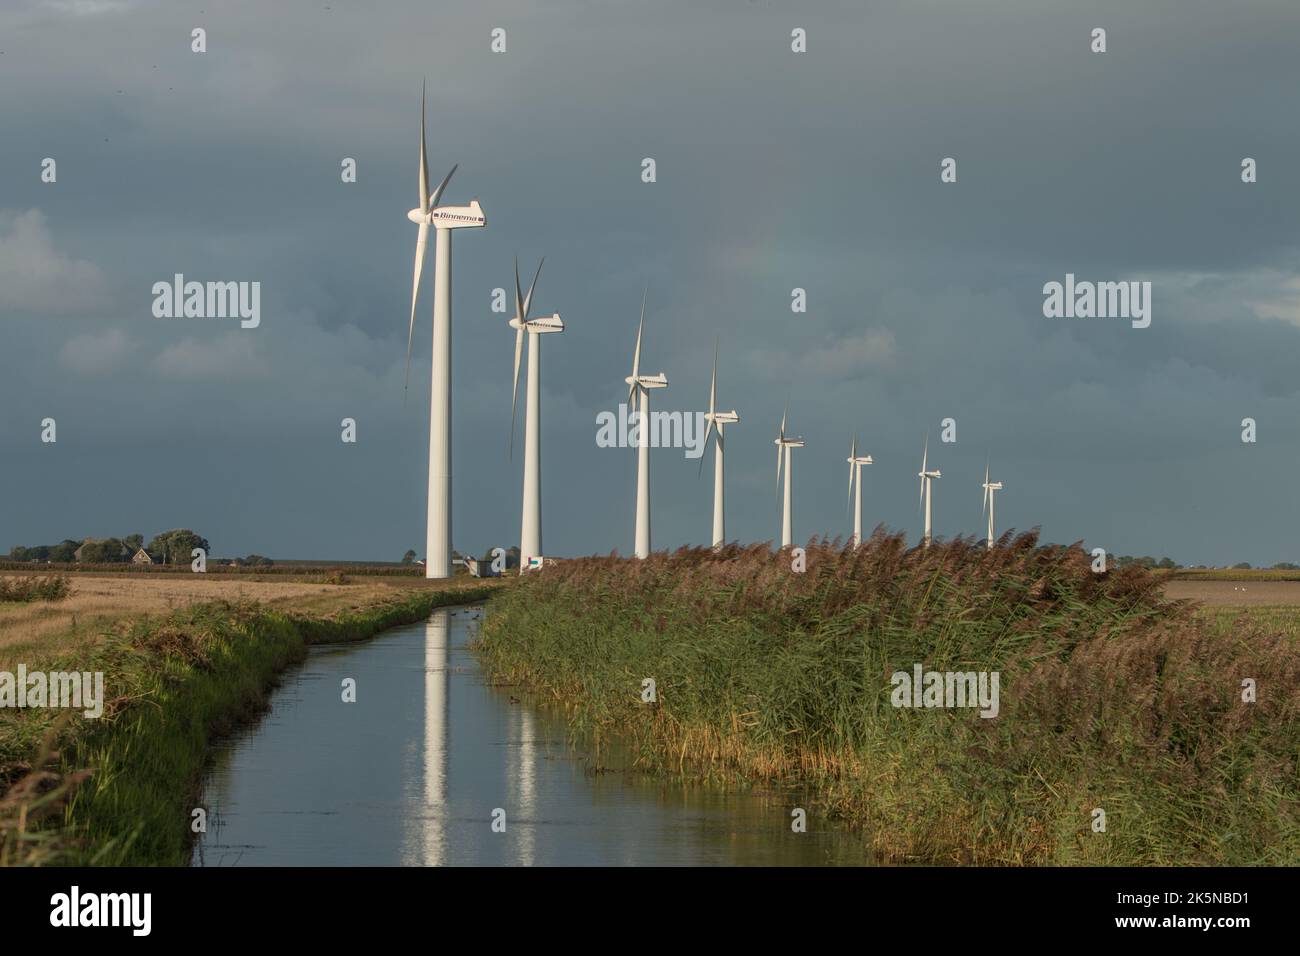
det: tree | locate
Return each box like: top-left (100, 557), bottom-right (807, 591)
top-left (123, 534), bottom-right (144, 551)
top-left (79, 538), bottom-right (128, 563)
top-left (402, 550), bottom-right (418, 565)
top-left (49, 540), bottom-right (80, 563)
top-left (1232, 562), bottom-right (1252, 570)
top-left (146, 529), bottom-right (210, 565)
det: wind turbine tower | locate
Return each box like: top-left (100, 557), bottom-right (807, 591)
top-left (774, 407), bottom-right (805, 548)
top-left (917, 435), bottom-right (941, 548)
top-left (701, 344), bottom-right (739, 549)
top-left (982, 461), bottom-right (1004, 550)
top-left (846, 435), bottom-right (874, 548)
top-left (625, 291), bottom-right (667, 559)
top-left (507, 259), bottom-right (564, 573)
top-left (406, 83), bottom-right (485, 579)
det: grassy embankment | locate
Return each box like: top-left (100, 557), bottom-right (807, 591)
top-left (0, 573), bottom-right (503, 866)
top-left (477, 534), bottom-right (1300, 865)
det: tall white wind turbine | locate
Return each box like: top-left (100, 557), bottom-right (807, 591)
top-left (406, 82), bottom-right (486, 579)
top-left (624, 291), bottom-right (667, 559)
top-left (774, 406), bottom-right (805, 548)
top-left (981, 460), bottom-right (1003, 550)
top-left (917, 435), bottom-right (941, 548)
top-left (700, 343), bottom-right (739, 549)
top-left (507, 258), bottom-right (564, 573)
top-left (846, 435), bottom-right (874, 549)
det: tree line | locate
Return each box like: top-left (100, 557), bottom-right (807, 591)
top-left (4, 530), bottom-right (272, 567)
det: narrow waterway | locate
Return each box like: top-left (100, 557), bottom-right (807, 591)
top-left (193, 606), bottom-right (871, 866)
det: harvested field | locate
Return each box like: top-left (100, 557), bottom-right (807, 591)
top-left (1163, 580), bottom-right (1300, 606)
top-left (0, 572), bottom-right (484, 670)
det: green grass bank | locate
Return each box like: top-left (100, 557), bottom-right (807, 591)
top-left (1, 583), bottom-right (499, 866)
top-left (477, 534), bottom-right (1300, 865)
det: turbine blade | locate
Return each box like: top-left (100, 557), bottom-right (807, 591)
top-left (405, 221), bottom-right (429, 394)
top-left (631, 288), bottom-right (645, 380)
top-left (709, 341), bottom-right (718, 416)
top-left (780, 404), bottom-right (787, 441)
top-left (847, 459), bottom-right (855, 516)
top-left (523, 258), bottom-right (544, 318)
top-left (514, 259), bottom-right (523, 324)
top-left (776, 442), bottom-right (783, 500)
top-left (509, 326), bottom-right (524, 459)
top-left (698, 417), bottom-right (714, 478)
top-left (418, 81), bottom-right (429, 212)
top-left (428, 163), bottom-right (457, 212)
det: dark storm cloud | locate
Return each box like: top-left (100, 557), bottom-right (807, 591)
top-left (2, 0), bottom-right (1299, 565)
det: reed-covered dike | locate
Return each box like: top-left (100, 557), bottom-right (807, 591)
top-left (478, 532), bottom-right (1299, 865)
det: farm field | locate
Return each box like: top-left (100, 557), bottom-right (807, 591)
top-left (1164, 579), bottom-right (1300, 607)
top-left (0, 571), bottom-right (487, 672)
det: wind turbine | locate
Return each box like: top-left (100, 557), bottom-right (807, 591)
top-left (774, 406), bottom-right (805, 548)
top-left (846, 435), bottom-right (874, 549)
top-left (507, 258), bottom-right (564, 573)
top-left (700, 343), bottom-right (739, 549)
top-left (624, 291), bottom-right (667, 559)
top-left (981, 460), bottom-right (1004, 550)
top-left (406, 81), bottom-right (486, 579)
top-left (917, 435), bottom-right (941, 548)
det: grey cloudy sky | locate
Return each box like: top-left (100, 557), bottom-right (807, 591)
top-left (2, 0), bottom-right (1299, 564)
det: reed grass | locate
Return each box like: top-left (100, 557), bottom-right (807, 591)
top-left (477, 532), bottom-right (1300, 865)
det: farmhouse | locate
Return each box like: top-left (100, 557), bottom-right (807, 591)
top-left (131, 548), bottom-right (153, 565)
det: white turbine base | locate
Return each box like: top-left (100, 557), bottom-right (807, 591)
top-left (634, 391), bottom-right (651, 559)
top-left (781, 445), bottom-right (793, 548)
top-left (426, 228), bottom-right (453, 579)
top-left (711, 428), bottom-right (725, 549)
top-left (520, 331), bottom-right (542, 571)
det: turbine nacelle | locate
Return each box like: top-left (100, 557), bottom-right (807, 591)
top-left (849, 454), bottom-right (874, 465)
top-left (775, 437), bottom-right (805, 448)
top-left (430, 200), bottom-right (486, 229)
top-left (706, 410), bottom-right (739, 425)
top-left (627, 373), bottom-right (668, 390)
top-left (919, 469), bottom-right (941, 479)
top-left (983, 481), bottom-right (1003, 491)
top-left (510, 313), bottom-right (565, 333)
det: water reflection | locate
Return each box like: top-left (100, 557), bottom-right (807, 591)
top-left (194, 606), bottom-right (871, 866)
top-left (403, 608), bottom-right (449, 866)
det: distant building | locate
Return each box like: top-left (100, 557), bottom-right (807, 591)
top-left (465, 557), bottom-right (499, 578)
top-left (131, 548), bottom-right (153, 565)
